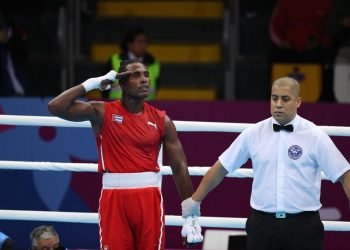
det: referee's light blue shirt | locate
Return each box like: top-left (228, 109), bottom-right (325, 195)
top-left (219, 115), bottom-right (350, 213)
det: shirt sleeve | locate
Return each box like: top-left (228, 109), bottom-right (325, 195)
top-left (315, 131), bottom-right (350, 183)
top-left (218, 128), bottom-right (251, 173)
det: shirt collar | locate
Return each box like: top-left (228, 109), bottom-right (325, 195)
top-left (128, 51), bottom-right (144, 61)
top-left (271, 114), bottom-right (300, 129)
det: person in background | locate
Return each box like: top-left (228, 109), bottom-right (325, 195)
top-left (105, 27), bottom-right (160, 100)
top-left (0, 12), bottom-right (27, 96)
top-left (269, 0), bottom-right (336, 101)
top-left (0, 231), bottom-right (12, 250)
top-left (30, 225), bottom-right (65, 250)
top-left (329, 0), bottom-right (350, 49)
top-left (328, 0), bottom-right (350, 102)
top-left (270, 0), bottom-right (333, 55)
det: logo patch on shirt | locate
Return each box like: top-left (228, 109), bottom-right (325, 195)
top-left (288, 145), bottom-right (302, 160)
top-left (147, 121), bottom-right (157, 130)
top-left (112, 114), bottom-right (123, 124)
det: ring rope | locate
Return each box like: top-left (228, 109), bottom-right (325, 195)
top-left (1, 115), bottom-right (350, 136)
top-left (0, 115), bottom-right (349, 231)
top-left (0, 210), bottom-right (348, 231)
top-left (0, 160), bottom-right (329, 180)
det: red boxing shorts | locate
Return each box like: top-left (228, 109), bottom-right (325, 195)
top-left (98, 172), bottom-right (165, 250)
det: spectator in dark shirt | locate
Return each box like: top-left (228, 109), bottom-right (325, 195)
top-left (0, 12), bottom-right (27, 96)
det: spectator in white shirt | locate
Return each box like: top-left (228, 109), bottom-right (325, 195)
top-left (181, 76), bottom-right (350, 250)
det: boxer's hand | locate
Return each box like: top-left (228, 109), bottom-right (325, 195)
top-left (82, 70), bottom-right (130, 92)
top-left (101, 71), bottom-right (131, 91)
top-left (98, 70), bottom-right (117, 91)
top-left (181, 197), bottom-right (201, 218)
top-left (181, 216), bottom-right (203, 248)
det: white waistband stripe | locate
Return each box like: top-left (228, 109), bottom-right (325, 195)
top-left (102, 172), bottom-right (161, 189)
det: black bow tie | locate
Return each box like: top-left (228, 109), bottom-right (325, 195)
top-left (273, 124), bottom-right (294, 132)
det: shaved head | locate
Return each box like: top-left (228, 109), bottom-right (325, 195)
top-left (270, 77), bottom-right (302, 125)
top-left (272, 77), bottom-right (300, 98)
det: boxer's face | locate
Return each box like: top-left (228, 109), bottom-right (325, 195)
top-left (121, 62), bottom-right (150, 99)
top-left (271, 82), bottom-right (301, 125)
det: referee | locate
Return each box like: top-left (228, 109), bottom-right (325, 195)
top-left (181, 77), bottom-right (350, 250)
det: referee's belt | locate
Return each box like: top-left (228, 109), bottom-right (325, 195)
top-left (252, 208), bottom-right (318, 219)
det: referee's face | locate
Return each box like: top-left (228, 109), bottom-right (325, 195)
top-left (270, 84), bottom-right (301, 125)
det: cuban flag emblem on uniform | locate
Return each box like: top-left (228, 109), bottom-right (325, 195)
top-left (112, 114), bottom-right (123, 124)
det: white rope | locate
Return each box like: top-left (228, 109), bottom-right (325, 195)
top-left (175, 121), bottom-right (252, 133)
top-left (0, 114), bottom-right (347, 232)
top-left (1, 115), bottom-right (350, 136)
top-left (0, 161), bottom-right (97, 172)
top-left (0, 210), bottom-right (348, 231)
top-left (0, 210), bottom-right (97, 223)
top-left (0, 160), bottom-right (329, 180)
top-left (0, 115), bottom-right (90, 128)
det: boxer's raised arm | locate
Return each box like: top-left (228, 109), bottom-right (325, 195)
top-left (48, 70), bottom-right (129, 123)
top-left (48, 84), bottom-right (102, 122)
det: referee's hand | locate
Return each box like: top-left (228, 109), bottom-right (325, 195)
top-left (181, 197), bottom-right (201, 218)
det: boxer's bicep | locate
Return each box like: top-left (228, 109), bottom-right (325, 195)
top-left (48, 84), bottom-right (103, 123)
top-left (56, 100), bottom-right (101, 122)
top-left (163, 116), bottom-right (187, 167)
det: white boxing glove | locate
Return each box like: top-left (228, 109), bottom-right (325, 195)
top-left (81, 70), bottom-right (117, 92)
top-left (181, 197), bottom-right (201, 218)
top-left (181, 216), bottom-right (203, 246)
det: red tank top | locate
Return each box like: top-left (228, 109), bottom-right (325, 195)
top-left (96, 101), bottom-right (166, 173)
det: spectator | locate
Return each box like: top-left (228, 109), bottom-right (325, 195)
top-left (329, 0), bottom-right (350, 49)
top-left (270, 0), bottom-right (333, 56)
top-left (0, 232), bottom-right (12, 250)
top-left (328, 0), bottom-right (350, 102)
top-left (0, 12), bottom-right (27, 96)
top-left (30, 226), bottom-right (65, 250)
top-left (105, 27), bottom-right (160, 100)
top-left (269, 0), bottom-right (336, 101)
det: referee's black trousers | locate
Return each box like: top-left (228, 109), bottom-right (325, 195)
top-left (245, 209), bottom-right (324, 250)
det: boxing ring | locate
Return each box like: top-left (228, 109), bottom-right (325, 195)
top-left (1, 114), bottom-right (350, 232)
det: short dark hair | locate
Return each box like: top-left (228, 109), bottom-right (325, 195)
top-left (117, 59), bottom-right (145, 84)
top-left (120, 27), bottom-right (148, 52)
